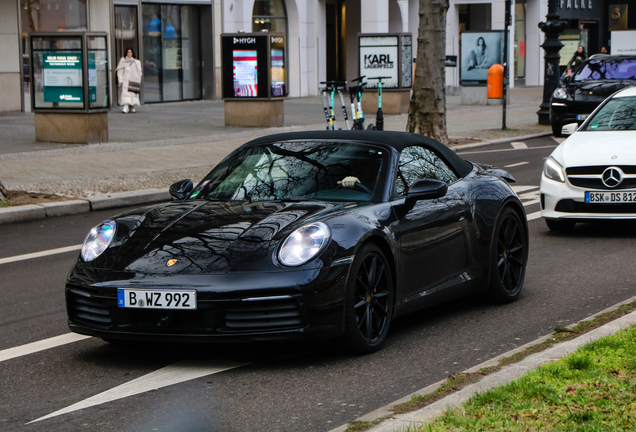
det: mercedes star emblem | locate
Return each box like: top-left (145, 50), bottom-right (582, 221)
top-left (602, 167), bottom-right (623, 188)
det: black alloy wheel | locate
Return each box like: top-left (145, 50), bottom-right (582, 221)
top-left (342, 244), bottom-right (393, 354)
top-left (488, 207), bottom-right (527, 303)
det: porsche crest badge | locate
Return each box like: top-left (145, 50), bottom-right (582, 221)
top-left (166, 259), bottom-right (178, 267)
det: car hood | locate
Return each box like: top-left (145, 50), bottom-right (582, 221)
top-left (568, 80), bottom-right (635, 102)
top-left (553, 131), bottom-right (636, 167)
top-left (111, 199), bottom-right (346, 275)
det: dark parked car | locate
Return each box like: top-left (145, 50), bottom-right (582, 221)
top-left (550, 55), bottom-right (636, 136)
top-left (66, 131), bottom-right (528, 353)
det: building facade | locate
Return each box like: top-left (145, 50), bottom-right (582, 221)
top-left (0, 0), bottom-right (632, 113)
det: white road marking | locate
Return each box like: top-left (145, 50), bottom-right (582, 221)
top-left (511, 142), bottom-right (528, 149)
top-left (29, 358), bottom-right (249, 423)
top-left (458, 144), bottom-right (557, 155)
top-left (512, 185), bottom-right (538, 194)
top-left (0, 333), bottom-right (91, 363)
top-left (553, 137), bottom-right (566, 144)
top-left (504, 161), bottom-right (529, 168)
top-left (527, 211), bottom-right (542, 221)
top-left (0, 245), bottom-right (81, 265)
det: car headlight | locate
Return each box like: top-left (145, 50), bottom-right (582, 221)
top-left (81, 220), bottom-right (116, 262)
top-left (543, 157), bottom-right (565, 183)
top-left (278, 222), bottom-right (330, 267)
top-left (552, 87), bottom-right (568, 100)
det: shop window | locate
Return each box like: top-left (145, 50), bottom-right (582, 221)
top-left (21, 0), bottom-right (88, 111)
top-left (252, 0), bottom-right (287, 34)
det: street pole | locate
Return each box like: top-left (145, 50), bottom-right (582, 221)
top-left (502, 0), bottom-right (511, 130)
top-left (537, 0), bottom-right (566, 125)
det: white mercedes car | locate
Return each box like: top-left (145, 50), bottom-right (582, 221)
top-left (541, 86), bottom-right (636, 230)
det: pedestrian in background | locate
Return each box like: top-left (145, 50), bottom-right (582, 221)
top-left (116, 48), bottom-right (142, 114)
top-left (568, 45), bottom-right (587, 70)
top-left (600, 46), bottom-right (608, 54)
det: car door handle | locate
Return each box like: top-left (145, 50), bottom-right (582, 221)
top-left (455, 210), bottom-right (466, 221)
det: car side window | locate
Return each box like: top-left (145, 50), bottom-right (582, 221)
top-left (396, 146), bottom-right (458, 196)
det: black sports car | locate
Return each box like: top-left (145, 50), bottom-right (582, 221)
top-left (66, 131), bottom-right (528, 353)
top-left (550, 55), bottom-right (636, 136)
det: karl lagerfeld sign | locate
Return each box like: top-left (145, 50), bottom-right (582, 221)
top-left (557, 0), bottom-right (595, 20)
top-left (359, 35), bottom-right (399, 89)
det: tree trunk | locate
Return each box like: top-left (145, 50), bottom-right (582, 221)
top-left (406, 0), bottom-right (450, 144)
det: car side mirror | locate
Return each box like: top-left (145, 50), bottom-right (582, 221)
top-left (406, 179), bottom-right (448, 202)
top-left (169, 179), bottom-right (194, 200)
top-left (561, 123), bottom-right (578, 136)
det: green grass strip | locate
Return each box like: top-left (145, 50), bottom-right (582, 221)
top-left (413, 324), bottom-right (636, 431)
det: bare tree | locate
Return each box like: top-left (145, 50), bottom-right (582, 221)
top-left (406, 0), bottom-right (450, 144)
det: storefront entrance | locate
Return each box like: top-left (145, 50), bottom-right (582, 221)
top-left (141, 4), bottom-right (203, 103)
top-left (114, 5), bottom-right (139, 107)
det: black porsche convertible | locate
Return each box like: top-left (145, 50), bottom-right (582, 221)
top-left (66, 131), bottom-right (528, 353)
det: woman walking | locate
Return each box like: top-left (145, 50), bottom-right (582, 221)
top-left (116, 48), bottom-right (142, 113)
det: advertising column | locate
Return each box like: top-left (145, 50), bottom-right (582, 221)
top-left (221, 33), bottom-right (286, 127)
top-left (358, 33), bottom-right (413, 115)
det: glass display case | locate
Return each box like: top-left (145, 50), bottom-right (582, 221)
top-left (30, 32), bottom-right (110, 112)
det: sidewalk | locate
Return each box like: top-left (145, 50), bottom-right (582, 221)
top-left (0, 86), bottom-right (549, 197)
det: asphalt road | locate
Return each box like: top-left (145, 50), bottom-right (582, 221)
top-left (3, 135), bottom-right (636, 432)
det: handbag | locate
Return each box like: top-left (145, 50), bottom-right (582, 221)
top-left (127, 81), bottom-right (141, 94)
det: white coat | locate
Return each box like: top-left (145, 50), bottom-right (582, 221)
top-left (116, 57), bottom-right (142, 107)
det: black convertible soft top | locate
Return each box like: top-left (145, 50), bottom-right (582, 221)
top-left (245, 130), bottom-right (474, 177)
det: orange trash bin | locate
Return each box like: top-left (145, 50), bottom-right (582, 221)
top-left (487, 64), bottom-right (504, 99)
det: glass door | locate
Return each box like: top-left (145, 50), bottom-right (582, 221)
top-left (114, 5), bottom-right (139, 105)
top-left (142, 4), bottom-right (202, 103)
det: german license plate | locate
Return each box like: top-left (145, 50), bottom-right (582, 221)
top-left (117, 289), bottom-right (197, 309)
top-left (577, 114), bottom-right (588, 121)
top-left (585, 191), bottom-right (636, 203)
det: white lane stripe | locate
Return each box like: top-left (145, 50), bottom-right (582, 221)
top-left (512, 185), bottom-right (538, 193)
top-left (29, 358), bottom-right (249, 423)
top-left (0, 333), bottom-right (91, 363)
top-left (458, 144), bottom-right (557, 155)
top-left (0, 245), bottom-right (81, 265)
top-left (504, 161), bottom-right (529, 168)
top-left (511, 142), bottom-right (528, 149)
top-left (527, 211), bottom-right (542, 221)
top-left (522, 199), bottom-right (541, 207)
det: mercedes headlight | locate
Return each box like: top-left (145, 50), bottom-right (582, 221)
top-left (278, 222), bottom-right (330, 267)
top-left (553, 87), bottom-right (568, 100)
top-left (543, 157), bottom-right (565, 183)
top-left (81, 220), bottom-right (116, 261)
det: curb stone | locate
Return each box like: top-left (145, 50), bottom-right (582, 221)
top-left (0, 132), bottom-right (553, 225)
top-left (329, 294), bottom-right (636, 432)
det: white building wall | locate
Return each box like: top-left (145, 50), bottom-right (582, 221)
top-left (525, 0), bottom-right (546, 86)
top-left (0, 0), bottom-right (21, 112)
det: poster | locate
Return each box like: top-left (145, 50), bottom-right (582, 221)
top-left (233, 50), bottom-right (258, 97)
top-left (359, 36), bottom-right (399, 89)
top-left (271, 48), bottom-right (285, 96)
top-left (460, 32), bottom-right (504, 86)
top-left (42, 52), bottom-right (83, 102)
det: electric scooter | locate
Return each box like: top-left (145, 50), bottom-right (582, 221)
top-left (367, 76), bottom-right (390, 131)
top-left (320, 81), bottom-right (348, 130)
top-left (348, 76), bottom-right (366, 130)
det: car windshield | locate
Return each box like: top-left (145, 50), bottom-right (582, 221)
top-left (574, 58), bottom-right (636, 81)
top-left (190, 141), bottom-right (386, 202)
top-left (582, 96), bottom-right (636, 131)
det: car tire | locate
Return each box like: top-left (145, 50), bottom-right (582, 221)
top-left (551, 122), bottom-right (562, 137)
top-left (487, 207), bottom-right (528, 303)
top-left (545, 218), bottom-right (576, 231)
top-left (341, 243), bottom-right (394, 354)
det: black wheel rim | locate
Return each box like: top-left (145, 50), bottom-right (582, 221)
top-left (354, 253), bottom-right (390, 343)
top-left (497, 215), bottom-right (526, 292)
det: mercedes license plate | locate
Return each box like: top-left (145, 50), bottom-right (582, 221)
top-left (117, 289), bottom-right (197, 309)
top-left (585, 191), bottom-right (636, 203)
top-left (576, 114), bottom-right (588, 121)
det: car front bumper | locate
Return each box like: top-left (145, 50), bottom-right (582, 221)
top-left (66, 262), bottom-right (352, 343)
top-left (540, 175), bottom-right (636, 220)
